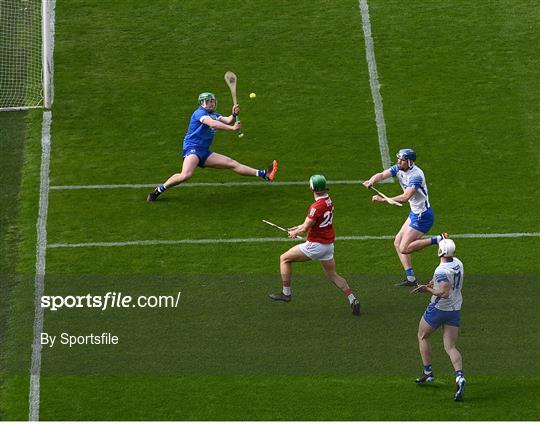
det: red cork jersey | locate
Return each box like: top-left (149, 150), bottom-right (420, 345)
top-left (306, 195), bottom-right (335, 244)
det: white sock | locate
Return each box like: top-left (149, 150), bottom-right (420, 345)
top-left (347, 293), bottom-right (356, 304)
top-left (282, 286), bottom-right (291, 296)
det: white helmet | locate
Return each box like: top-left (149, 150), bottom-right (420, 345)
top-left (438, 238), bottom-right (456, 257)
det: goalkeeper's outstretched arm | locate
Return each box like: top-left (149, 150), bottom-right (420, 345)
top-left (202, 116), bottom-right (241, 131)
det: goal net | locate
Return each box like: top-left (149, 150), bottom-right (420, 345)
top-left (0, 0), bottom-right (54, 111)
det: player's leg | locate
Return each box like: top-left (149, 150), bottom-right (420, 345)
top-left (320, 258), bottom-right (360, 315)
top-left (443, 323), bottom-right (466, 400)
top-left (147, 155), bottom-right (200, 202)
top-left (205, 152), bottom-right (257, 175)
top-left (396, 225), bottom-right (425, 255)
top-left (406, 232), bottom-right (448, 253)
top-left (416, 316), bottom-right (436, 383)
top-left (398, 208), bottom-right (437, 254)
top-left (393, 219), bottom-right (410, 265)
top-left (394, 219), bottom-right (418, 286)
top-left (403, 236), bottom-right (432, 252)
top-left (269, 244), bottom-right (310, 302)
top-left (320, 258), bottom-right (349, 291)
top-left (442, 324), bottom-right (462, 371)
top-left (205, 153), bottom-right (278, 180)
top-left (164, 154), bottom-right (200, 186)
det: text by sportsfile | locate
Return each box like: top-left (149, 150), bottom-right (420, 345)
top-left (41, 332), bottom-right (119, 348)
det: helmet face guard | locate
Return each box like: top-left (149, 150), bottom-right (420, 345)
top-left (438, 239), bottom-right (456, 257)
top-left (309, 175), bottom-right (328, 193)
top-left (396, 148), bottom-right (417, 168)
top-left (198, 92), bottom-right (217, 109)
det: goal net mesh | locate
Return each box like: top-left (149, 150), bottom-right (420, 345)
top-left (0, 0), bottom-right (43, 109)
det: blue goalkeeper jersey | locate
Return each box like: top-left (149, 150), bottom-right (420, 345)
top-left (183, 107), bottom-right (222, 151)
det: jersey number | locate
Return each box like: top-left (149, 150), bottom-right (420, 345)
top-left (320, 211), bottom-right (334, 228)
top-left (452, 271), bottom-right (462, 290)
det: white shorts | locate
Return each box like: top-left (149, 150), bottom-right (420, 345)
top-left (299, 241), bottom-right (334, 261)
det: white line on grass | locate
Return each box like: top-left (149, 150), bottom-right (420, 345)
top-left (47, 232), bottom-right (540, 249)
top-left (29, 111), bottom-right (52, 422)
top-left (359, 0), bottom-right (393, 175)
top-left (49, 180), bottom-right (364, 190)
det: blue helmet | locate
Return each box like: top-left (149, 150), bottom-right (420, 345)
top-left (396, 148), bottom-right (416, 161)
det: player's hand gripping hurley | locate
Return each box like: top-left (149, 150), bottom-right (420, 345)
top-left (361, 180), bottom-right (402, 207)
top-left (224, 71), bottom-right (244, 138)
top-left (262, 220), bottom-right (303, 239)
top-left (410, 280), bottom-right (433, 294)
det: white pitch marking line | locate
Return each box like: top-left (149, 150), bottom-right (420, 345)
top-left (359, 0), bottom-right (393, 177)
top-left (29, 111), bottom-right (52, 422)
top-left (49, 180), bottom-right (364, 190)
top-left (47, 232), bottom-right (540, 249)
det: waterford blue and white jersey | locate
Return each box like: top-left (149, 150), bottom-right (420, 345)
top-left (429, 258), bottom-right (464, 311)
top-left (389, 164), bottom-right (430, 214)
top-left (183, 107), bottom-right (222, 151)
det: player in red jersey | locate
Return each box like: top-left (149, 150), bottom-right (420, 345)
top-left (269, 175), bottom-right (361, 315)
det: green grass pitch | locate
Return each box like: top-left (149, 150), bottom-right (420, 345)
top-left (1, 0), bottom-right (539, 420)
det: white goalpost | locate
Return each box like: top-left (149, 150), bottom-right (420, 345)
top-left (0, 0), bottom-right (55, 111)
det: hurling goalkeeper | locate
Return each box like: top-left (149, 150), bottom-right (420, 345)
top-left (147, 92), bottom-right (278, 202)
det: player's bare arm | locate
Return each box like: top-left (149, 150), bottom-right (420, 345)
top-left (372, 186), bottom-right (415, 204)
top-left (428, 281), bottom-right (450, 298)
top-left (202, 116), bottom-right (241, 131)
top-left (288, 217), bottom-right (315, 239)
top-left (390, 186), bottom-right (417, 204)
top-left (363, 169), bottom-right (392, 188)
top-left (219, 104), bottom-right (240, 124)
top-left (415, 281), bottom-right (449, 298)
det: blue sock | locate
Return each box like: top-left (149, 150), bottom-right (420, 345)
top-left (431, 235), bottom-right (443, 244)
top-left (257, 169), bottom-right (266, 179)
top-left (455, 370), bottom-right (464, 378)
top-left (424, 364), bottom-right (432, 374)
top-left (157, 184), bottom-right (166, 193)
top-left (406, 268), bottom-right (416, 282)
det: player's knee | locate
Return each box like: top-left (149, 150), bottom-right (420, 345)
top-left (417, 330), bottom-right (428, 341)
top-left (324, 269), bottom-right (336, 279)
top-left (400, 247), bottom-right (411, 254)
top-left (398, 242), bottom-right (412, 254)
top-left (280, 253), bottom-right (290, 264)
top-left (180, 170), bottom-right (194, 181)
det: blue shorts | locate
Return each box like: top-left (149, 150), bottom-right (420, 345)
top-left (408, 207), bottom-right (434, 234)
top-left (423, 304), bottom-right (461, 328)
top-left (183, 147), bottom-right (213, 168)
